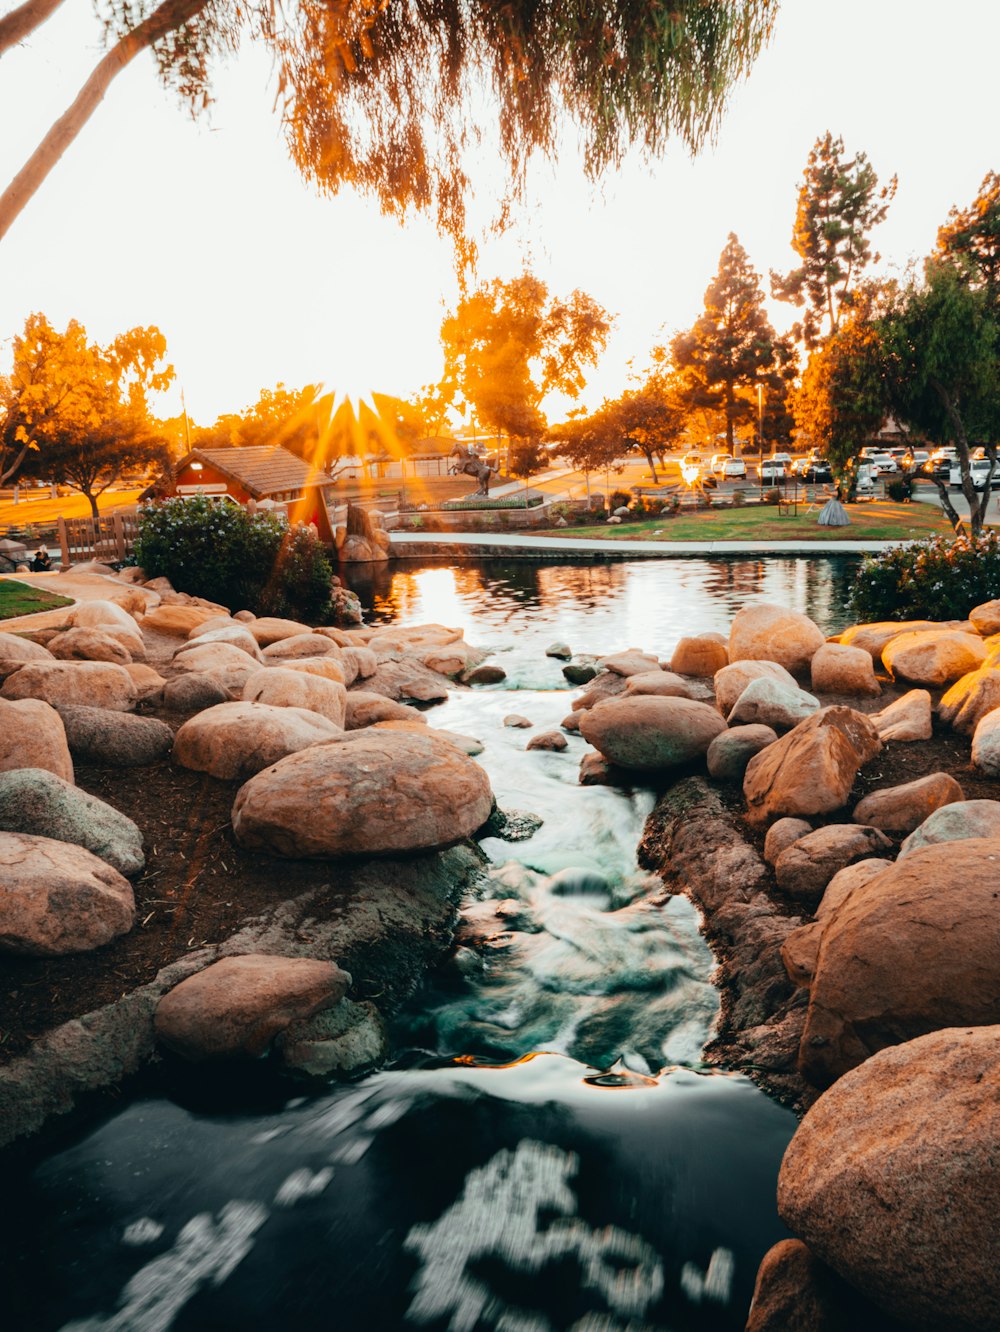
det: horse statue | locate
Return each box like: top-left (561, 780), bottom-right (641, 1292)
top-left (449, 444), bottom-right (500, 496)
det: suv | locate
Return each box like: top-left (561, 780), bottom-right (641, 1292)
top-left (950, 458), bottom-right (1000, 491)
top-left (722, 456), bottom-right (747, 479)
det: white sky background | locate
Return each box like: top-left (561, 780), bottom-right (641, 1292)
top-left (0, 0), bottom-right (997, 427)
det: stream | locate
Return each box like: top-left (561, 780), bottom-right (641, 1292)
top-left (3, 556), bottom-right (859, 1331)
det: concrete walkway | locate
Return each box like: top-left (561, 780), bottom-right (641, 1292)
top-left (389, 531), bottom-right (901, 558)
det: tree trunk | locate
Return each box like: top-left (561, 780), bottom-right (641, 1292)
top-left (86, 488), bottom-right (100, 519)
top-left (0, 0), bottom-right (66, 58)
top-left (929, 475), bottom-right (967, 535)
top-left (643, 448), bottom-right (659, 483)
top-left (0, 0), bottom-right (210, 243)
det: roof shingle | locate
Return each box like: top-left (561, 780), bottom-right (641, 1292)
top-left (189, 446), bottom-right (330, 498)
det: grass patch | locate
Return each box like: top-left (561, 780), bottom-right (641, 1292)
top-left (0, 579), bottom-right (74, 620)
top-left (538, 501), bottom-right (956, 543)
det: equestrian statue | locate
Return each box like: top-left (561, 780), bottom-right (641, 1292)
top-left (449, 444), bottom-right (500, 496)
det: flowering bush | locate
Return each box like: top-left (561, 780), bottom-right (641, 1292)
top-left (849, 531), bottom-right (1000, 622)
top-left (135, 496), bottom-right (335, 622)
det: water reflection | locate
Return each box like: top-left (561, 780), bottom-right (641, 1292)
top-left (346, 556), bottom-right (858, 662)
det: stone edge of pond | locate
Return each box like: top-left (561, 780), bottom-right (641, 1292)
top-left (637, 775), bottom-right (816, 1114)
top-left (0, 842), bottom-right (486, 1152)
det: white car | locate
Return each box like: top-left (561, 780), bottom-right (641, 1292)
top-left (950, 458), bottom-right (1000, 491)
top-left (722, 457), bottom-right (747, 479)
top-left (759, 460), bottom-right (787, 483)
top-left (869, 453), bottom-right (898, 474)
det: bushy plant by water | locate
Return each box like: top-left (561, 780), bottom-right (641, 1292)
top-left (135, 496), bottom-right (335, 621)
top-left (849, 532), bottom-right (1000, 622)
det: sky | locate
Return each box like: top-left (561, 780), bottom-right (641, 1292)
top-left (1, 0), bottom-right (998, 429)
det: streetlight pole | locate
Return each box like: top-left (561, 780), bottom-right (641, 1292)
top-left (757, 383), bottom-right (765, 501)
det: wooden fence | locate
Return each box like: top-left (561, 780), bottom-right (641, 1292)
top-left (57, 510), bottom-right (141, 566)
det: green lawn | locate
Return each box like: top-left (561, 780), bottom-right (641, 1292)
top-left (0, 579), bottom-right (74, 620)
top-left (538, 500), bottom-right (956, 543)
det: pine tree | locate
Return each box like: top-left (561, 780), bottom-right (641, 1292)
top-left (772, 132), bottom-right (896, 349)
top-left (672, 233), bottom-right (794, 453)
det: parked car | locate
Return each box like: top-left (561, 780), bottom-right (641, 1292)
top-left (759, 459), bottom-right (787, 483)
top-left (768, 452), bottom-right (792, 468)
top-left (800, 461), bottom-right (833, 483)
top-left (869, 452), bottom-right (898, 474)
top-left (722, 457), bottom-right (747, 479)
top-left (682, 453), bottom-right (704, 470)
top-left (710, 453), bottom-right (732, 476)
top-left (950, 458), bottom-right (1000, 491)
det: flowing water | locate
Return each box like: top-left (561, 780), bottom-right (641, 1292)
top-left (4, 556), bottom-right (859, 1332)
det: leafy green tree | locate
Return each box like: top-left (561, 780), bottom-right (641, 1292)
top-left (0, 1), bottom-right (775, 244)
top-left (555, 378), bottom-right (686, 483)
top-left (935, 171), bottom-right (1000, 298)
top-left (441, 274), bottom-right (611, 477)
top-left (772, 132), bottom-right (896, 349)
top-left (672, 233), bottom-right (795, 453)
top-left (880, 261), bottom-right (1000, 537)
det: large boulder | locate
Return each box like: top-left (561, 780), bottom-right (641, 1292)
top-left (706, 724), bottom-right (777, 782)
top-left (779, 1026), bottom-right (1000, 1330)
top-left (173, 701), bottom-right (343, 781)
top-left (838, 619), bottom-right (948, 663)
top-left (54, 704), bottom-right (174, 767)
top-left (261, 633), bottom-right (342, 662)
top-left (938, 666), bottom-right (1000, 734)
top-left (360, 659), bottom-right (450, 703)
top-left (246, 617), bottom-right (313, 646)
top-left (899, 799), bottom-right (1000, 857)
top-left (745, 1239), bottom-right (897, 1332)
top-left (0, 768), bottom-right (144, 875)
top-left (242, 667), bottom-right (346, 727)
top-left (160, 673), bottom-right (231, 712)
top-left (882, 630), bottom-right (987, 686)
top-left (969, 598), bottom-right (1000, 635)
top-left (763, 816), bottom-right (812, 866)
top-left (154, 954), bottom-right (350, 1061)
top-left (621, 670), bottom-right (693, 698)
top-left (773, 824), bottom-right (892, 905)
top-left (339, 645), bottom-right (377, 684)
top-left (816, 858), bottom-right (894, 920)
top-left (0, 697), bottom-right (73, 781)
top-left (727, 677), bottom-right (819, 730)
top-left (713, 660), bottom-right (798, 715)
top-left (595, 650), bottom-right (661, 677)
top-left (728, 603), bottom-right (825, 674)
top-left (1, 661), bottom-right (137, 712)
top-left (577, 695), bottom-right (727, 772)
top-left (232, 730), bottom-right (494, 857)
top-left (0, 631), bottom-right (53, 663)
top-left (798, 839), bottom-right (1000, 1086)
top-left (971, 708), bottom-right (1000, 777)
top-left (46, 627), bottom-right (133, 666)
top-left (0, 831), bottom-right (134, 956)
top-left (172, 641), bottom-right (260, 681)
top-left (278, 656), bottom-right (346, 685)
top-left (140, 604), bottom-right (222, 636)
top-left (809, 642), bottom-right (881, 697)
top-left (669, 635), bottom-right (728, 677)
top-left (344, 690), bottom-right (426, 730)
top-left (417, 641), bottom-right (487, 678)
top-left (868, 689), bottom-right (932, 742)
top-left (179, 624), bottom-right (263, 660)
top-left (743, 707), bottom-right (881, 826)
top-left (853, 772), bottom-right (965, 834)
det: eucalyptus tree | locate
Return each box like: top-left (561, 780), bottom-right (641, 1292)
top-left (772, 132), bottom-right (896, 349)
top-left (0, 0), bottom-right (776, 243)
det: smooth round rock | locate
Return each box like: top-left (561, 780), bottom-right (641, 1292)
top-left (707, 724), bottom-right (778, 783)
top-left (1, 661), bottom-right (137, 712)
top-left (55, 704), bottom-right (173, 767)
top-left (578, 695), bottom-right (727, 772)
top-left (231, 730), bottom-right (494, 858)
top-left (729, 603), bottom-right (825, 674)
top-left (0, 768), bottom-right (144, 875)
top-left (173, 701), bottom-right (343, 781)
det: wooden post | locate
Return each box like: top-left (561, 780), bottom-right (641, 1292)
top-left (113, 511), bottom-right (126, 560)
top-left (57, 516), bottom-right (70, 568)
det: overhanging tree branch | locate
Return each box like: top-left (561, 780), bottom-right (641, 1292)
top-left (0, 0), bottom-right (67, 58)
top-left (0, 0), bottom-right (210, 243)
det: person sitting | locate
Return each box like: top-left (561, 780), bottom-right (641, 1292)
top-left (29, 545), bottom-right (52, 572)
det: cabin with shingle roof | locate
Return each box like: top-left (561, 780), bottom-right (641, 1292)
top-left (161, 446), bottom-right (337, 540)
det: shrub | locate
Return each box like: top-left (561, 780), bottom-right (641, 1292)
top-left (886, 476), bottom-right (913, 502)
top-left (763, 488), bottom-right (783, 506)
top-left (731, 488), bottom-right (748, 507)
top-left (134, 496), bottom-right (335, 621)
top-left (849, 531), bottom-right (1000, 622)
top-left (610, 489), bottom-right (632, 510)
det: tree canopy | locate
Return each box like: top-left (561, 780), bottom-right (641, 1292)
top-left (0, 0), bottom-right (776, 245)
top-left (4, 314), bottom-right (175, 514)
top-left (771, 131), bottom-right (896, 349)
top-left (672, 232), bottom-right (795, 452)
top-left (935, 171), bottom-right (1000, 298)
top-left (440, 274), bottom-right (611, 476)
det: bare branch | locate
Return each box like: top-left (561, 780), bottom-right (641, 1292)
top-left (0, 0), bottom-right (66, 58)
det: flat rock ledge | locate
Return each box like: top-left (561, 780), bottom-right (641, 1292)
top-left (0, 842), bottom-right (485, 1150)
top-left (637, 775), bottom-right (816, 1112)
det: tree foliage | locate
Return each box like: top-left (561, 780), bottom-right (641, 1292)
top-left (0, 0), bottom-right (776, 245)
top-left (672, 232), bottom-right (795, 452)
top-left (1, 313), bottom-right (173, 511)
top-left (555, 375), bottom-right (687, 482)
top-left (441, 273), bottom-right (611, 476)
top-left (771, 132), bottom-right (896, 349)
top-left (935, 170), bottom-right (1000, 298)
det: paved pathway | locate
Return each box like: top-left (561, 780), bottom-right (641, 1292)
top-left (389, 531), bottom-right (898, 557)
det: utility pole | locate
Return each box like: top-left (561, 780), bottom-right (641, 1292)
top-left (757, 383), bottom-right (765, 500)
